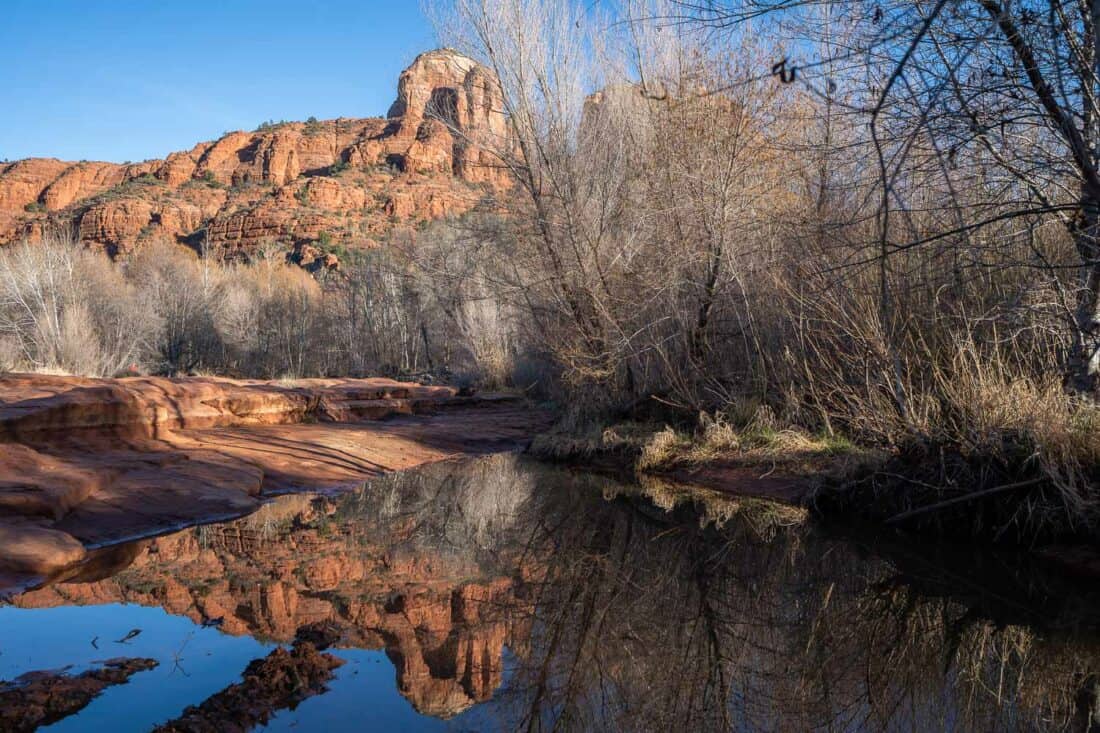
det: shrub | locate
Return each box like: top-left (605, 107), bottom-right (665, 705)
top-left (636, 427), bottom-right (691, 472)
top-left (303, 116), bottom-right (323, 136)
top-left (0, 231), bottom-right (158, 376)
top-left (199, 170), bottom-right (224, 189)
top-left (255, 119), bottom-right (289, 132)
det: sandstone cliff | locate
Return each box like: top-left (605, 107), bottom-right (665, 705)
top-left (0, 49), bottom-right (508, 262)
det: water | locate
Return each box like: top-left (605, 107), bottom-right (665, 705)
top-left (2, 455), bottom-right (1099, 732)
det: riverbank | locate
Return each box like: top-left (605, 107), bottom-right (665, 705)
top-left (5, 371), bottom-right (1097, 591)
top-left (530, 414), bottom-right (1100, 553)
top-left (0, 374), bottom-right (550, 588)
top-left (529, 418), bottom-right (875, 504)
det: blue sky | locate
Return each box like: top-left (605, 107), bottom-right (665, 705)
top-left (0, 1), bottom-right (438, 163)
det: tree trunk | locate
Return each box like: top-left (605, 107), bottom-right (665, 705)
top-left (1066, 198), bottom-right (1100, 394)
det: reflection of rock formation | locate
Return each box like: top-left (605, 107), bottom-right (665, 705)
top-left (11, 457), bottom-right (538, 718)
top-left (378, 580), bottom-right (513, 717)
top-left (0, 657), bottom-right (158, 733)
top-left (9, 454), bottom-right (1100, 730)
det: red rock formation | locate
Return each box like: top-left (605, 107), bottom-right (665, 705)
top-left (405, 119), bottom-right (456, 174)
top-left (0, 49), bottom-right (510, 259)
top-left (391, 49), bottom-right (510, 185)
top-left (0, 159), bottom-right (70, 213)
top-left (76, 198), bottom-right (155, 252)
top-left (41, 162), bottom-right (129, 211)
top-left (0, 374), bottom-right (547, 581)
top-left (157, 144), bottom-right (209, 187)
top-left (153, 642), bottom-right (342, 733)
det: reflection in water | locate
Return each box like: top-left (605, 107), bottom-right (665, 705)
top-left (4, 455), bottom-right (1100, 731)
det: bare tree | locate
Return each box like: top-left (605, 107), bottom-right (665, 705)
top-left (678, 0), bottom-right (1100, 393)
top-left (0, 229), bottom-right (156, 376)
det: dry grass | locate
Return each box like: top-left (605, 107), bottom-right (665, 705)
top-left (933, 353), bottom-right (1100, 509)
top-left (944, 363), bottom-right (1100, 529)
top-left (529, 419), bottom-right (660, 462)
top-left (803, 343), bottom-right (1100, 541)
top-left (635, 426), bottom-right (692, 472)
top-left (634, 406), bottom-right (875, 478)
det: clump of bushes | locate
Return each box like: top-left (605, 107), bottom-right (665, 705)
top-left (0, 230), bottom-right (155, 377)
top-left (254, 119), bottom-right (289, 132)
top-left (0, 227), bottom-right (530, 388)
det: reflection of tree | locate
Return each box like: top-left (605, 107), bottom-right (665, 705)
top-left (494, 480), bottom-right (808, 732)
top-left (490, 467), bottom-right (1100, 733)
top-left (350, 452), bottom-right (534, 563)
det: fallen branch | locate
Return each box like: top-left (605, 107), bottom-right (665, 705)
top-left (884, 477), bottom-right (1046, 526)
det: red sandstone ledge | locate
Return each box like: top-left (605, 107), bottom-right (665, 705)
top-left (0, 374), bottom-right (549, 586)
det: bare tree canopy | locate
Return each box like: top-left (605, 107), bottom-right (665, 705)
top-left (678, 0), bottom-right (1100, 392)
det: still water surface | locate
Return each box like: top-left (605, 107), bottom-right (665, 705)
top-left (2, 455), bottom-right (1099, 732)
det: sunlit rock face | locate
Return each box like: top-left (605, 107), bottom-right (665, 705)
top-left (389, 49), bottom-right (509, 186)
top-left (0, 49), bottom-right (509, 260)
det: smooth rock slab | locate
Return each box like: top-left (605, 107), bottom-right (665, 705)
top-left (0, 374), bottom-right (550, 585)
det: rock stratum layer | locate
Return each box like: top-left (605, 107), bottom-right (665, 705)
top-left (0, 49), bottom-right (508, 262)
top-left (0, 373), bottom-right (547, 584)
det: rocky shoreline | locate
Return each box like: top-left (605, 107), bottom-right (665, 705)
top-left (0, 374), bottom-right (549, 588)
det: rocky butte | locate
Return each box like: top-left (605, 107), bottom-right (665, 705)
top-left (0, 50), bottom-right (550, 586)
top-left (0, 49), bottom-right (510, 265)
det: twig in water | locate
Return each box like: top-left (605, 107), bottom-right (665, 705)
top-left (115, 628), bottom-right (142, 644)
